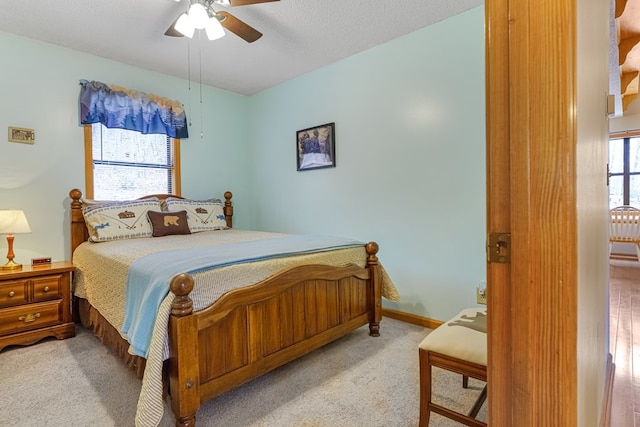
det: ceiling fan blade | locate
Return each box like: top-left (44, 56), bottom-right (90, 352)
top-left (164, 17), bottom-right (184, 37)
top-left (218, 11), bottom-right (262, 43)
top-left (225, 0), bottom-right (279, 6)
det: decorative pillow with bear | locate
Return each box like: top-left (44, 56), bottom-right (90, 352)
top-left (147, 210), bottom-right (191, 237)
top-left (82, 198), bottom-right (162, 242)
top-left (165, 197), bottom-right (227, 232)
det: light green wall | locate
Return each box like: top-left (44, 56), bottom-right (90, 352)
top-left (0, 32), bottom-right (252, 262)
top-left (0, 6), bottom-right (485, 322)
top-left (248, 6), bottom-right (486, 320)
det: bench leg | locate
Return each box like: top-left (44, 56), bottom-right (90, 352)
top-left (418, 351), bottom-right (487, 427)
top-left (468, 384), bottom-right (487, 418)
top-left (418, 348), bottom-right (431, 427)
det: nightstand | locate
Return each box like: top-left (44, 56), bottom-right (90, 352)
top-left (0, 261), bottom-right (75, 351)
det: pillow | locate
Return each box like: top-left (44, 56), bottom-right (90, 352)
top-left (147, 210), bottom-right (191, 237)
top-left (165, 197), bottom-right (227, 232)
top-left (82, 198), bottom-right (162, 242)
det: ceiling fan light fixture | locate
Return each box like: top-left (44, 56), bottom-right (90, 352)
top-left (188, 3), bottom-right (210, 29)
top-left (175, 13), bottom-right (195, 38)
top-left (205, 16), bottom-right (225, 40)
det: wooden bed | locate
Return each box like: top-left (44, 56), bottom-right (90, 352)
top-left (68, 189), bottom-right (383, 427)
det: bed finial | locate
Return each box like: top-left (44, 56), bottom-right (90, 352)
top-left (70, 188), bottom-right (83, 209)
top-left (365, 242), bottom-right (379, 266)
top-left (170, 273), bottom-right (194, 317)
top-left (224, 191), bottom-right (233, 228)
top-left (365, 241), bottom-right (381, 337)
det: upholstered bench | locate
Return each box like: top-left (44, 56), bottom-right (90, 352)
top-left (418, 307), bottom-right (487, 427)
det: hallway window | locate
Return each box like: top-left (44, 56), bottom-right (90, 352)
top-left (609, 135), bottom-right (640, 208)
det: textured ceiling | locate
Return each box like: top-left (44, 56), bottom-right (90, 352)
top-left (0, 0), bottom-right (483, 95)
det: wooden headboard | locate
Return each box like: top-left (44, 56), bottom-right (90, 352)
top-left (68, 189), bottom-right (234, 256)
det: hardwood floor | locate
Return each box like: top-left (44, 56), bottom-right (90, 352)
top-left (610, 259), bottom-right (640, 427)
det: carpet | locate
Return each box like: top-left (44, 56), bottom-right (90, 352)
top-left (0, 318), bottom-right (487, 426)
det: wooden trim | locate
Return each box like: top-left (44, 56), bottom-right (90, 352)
top-left (610, 253), bottom-right (639, 261)
top-left (485, 0), bottom-right (513, 424)
top-left (609, 130), bottom-right (640, 139)
top-left (600, 353), bottom-right (614, 427)
top-left (83, 125), bottom-right (94, 199)
top-left (382, 308), bottom-right (443, 330)
top-left (173, 138), bottom-right (181, 196)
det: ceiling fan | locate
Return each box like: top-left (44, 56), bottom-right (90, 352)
top-left (165, 0), bottom-right (279, 43)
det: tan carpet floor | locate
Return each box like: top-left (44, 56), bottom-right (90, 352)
top-left (0, 317), bottom-right (486, 426)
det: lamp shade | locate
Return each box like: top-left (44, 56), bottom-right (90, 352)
top-left (205, 17), bottom-right (225, 40)
top-left (0, 210), bottom-right (31, 234)
top-left (175, 12), bottom-right (195, 38)
top-left (188, 3), bottom-right (210, 29)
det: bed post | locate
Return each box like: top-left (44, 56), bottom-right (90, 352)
top-left (69, 189), bottom-right (89, 255)
top-left (168, 273), bottom-right (200, 427)
top-left (223, 191), bottom-right (233, 228)
top-left (365, 242), bottom-right (382, 337)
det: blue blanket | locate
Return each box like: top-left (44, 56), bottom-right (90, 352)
top-left (121, 234), bottom-right (364, 357)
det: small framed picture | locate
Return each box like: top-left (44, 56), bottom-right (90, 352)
top-left (8, 127), bottom-right (35, 144)
top-left (296, 122), bottom-right (335, 171)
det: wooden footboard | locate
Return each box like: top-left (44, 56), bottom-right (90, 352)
top-left (167, 243), bottom-right (382, 427)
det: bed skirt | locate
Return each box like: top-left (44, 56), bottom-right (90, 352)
top-left (75, 297), bottom-right (148, 379)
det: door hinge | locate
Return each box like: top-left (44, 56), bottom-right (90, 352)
top-left (487, 232), bottom-right (511, 264)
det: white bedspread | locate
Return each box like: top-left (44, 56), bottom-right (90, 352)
top-left (72, 229), bottom-right (399, 426)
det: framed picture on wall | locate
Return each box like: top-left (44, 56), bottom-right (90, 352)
top-left (296, 122), bottom-right (336, 171)
top-left (8, 127), bottom-right (35, 144)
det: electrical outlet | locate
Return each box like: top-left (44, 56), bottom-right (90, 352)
top-left (476, 280), bottom-right (487, 305)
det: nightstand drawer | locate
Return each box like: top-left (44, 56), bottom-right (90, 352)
top-left (0, 300), bottom-right (62, 336)
top-left (0, 279), bottom-right (28, 308)
top-left (32, 275), bottom-right (62, 302)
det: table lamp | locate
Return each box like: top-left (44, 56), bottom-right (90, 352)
top-left (0, 210), bottom-right (32, 270)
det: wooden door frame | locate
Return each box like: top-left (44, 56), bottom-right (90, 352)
top-left (485, 0), bottom-right (578, 425)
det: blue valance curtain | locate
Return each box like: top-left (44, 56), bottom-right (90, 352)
top-left (79, 80), bottom-right (188, 139)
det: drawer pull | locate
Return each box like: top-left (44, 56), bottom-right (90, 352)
top-left (18, 313), bottom-right (41, 323)
top-left (8, 291), bottom-right (15, 297)
top-left (43, 286), bottom-right (50, 292)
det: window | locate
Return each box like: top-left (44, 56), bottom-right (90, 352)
top-left (84, 124), bottom-right (181, 200)
top-left (609, 134), bottom-right (640, 208)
